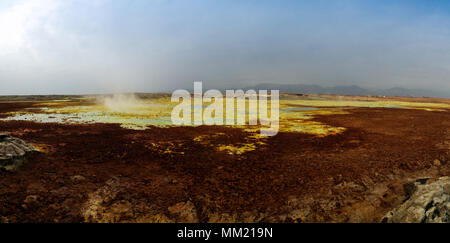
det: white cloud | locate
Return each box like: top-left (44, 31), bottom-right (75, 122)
top-left (0, 0), bottom-right (61, 56)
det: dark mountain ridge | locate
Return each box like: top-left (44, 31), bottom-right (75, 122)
top-left (243, 83), bottom-right (449, 98)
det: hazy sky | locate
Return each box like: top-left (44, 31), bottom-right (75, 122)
top-left (1, 0), bottom-right (450, 95)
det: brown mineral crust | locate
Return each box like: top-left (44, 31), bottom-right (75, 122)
top-left (0, 105), bottom-right (449, 222)
top-left (0, 102), bottom-right (36, 118)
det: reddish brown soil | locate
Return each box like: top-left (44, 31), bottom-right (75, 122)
top-left (0, 102), bottom-right (449, 222)
top-left (0, 102), bottom-right (36, 118)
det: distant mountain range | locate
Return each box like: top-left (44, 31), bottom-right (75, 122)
top-left (242, 83), bottom-right (449, 98)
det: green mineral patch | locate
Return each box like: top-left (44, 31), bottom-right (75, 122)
top-left (1, 95), bottom-right (449, 137)
top-left (216, 143), bottom-right (258, 155)
top-left (280, 99), bottom-right (450, 111)
top-left (194, 132), bottom-right (266, 155)
top-left (1, 96), bottom-right (174, 130)
top-left (146, 141), bottom-right (185, 155)
top-left (277, 108), bottom-right (348, 136)
top-left (193, 132), bottom-right (226, 142)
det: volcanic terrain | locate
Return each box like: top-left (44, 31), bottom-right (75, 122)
top-left (0, 94), bottom-right (449, 223)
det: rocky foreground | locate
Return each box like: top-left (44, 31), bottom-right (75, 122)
top-left (383, 177), bottom-right (450, 223)
top-left (0, 134), bottom-right (38, 172)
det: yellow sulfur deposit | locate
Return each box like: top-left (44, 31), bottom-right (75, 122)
top-left (2, 94), bottom-right (449, 139)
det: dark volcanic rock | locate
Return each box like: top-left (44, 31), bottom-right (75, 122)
top-left (0, 133), bottom-right (38, 172)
